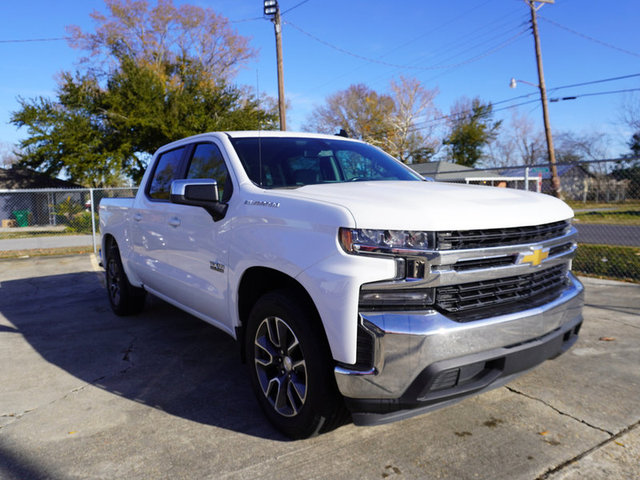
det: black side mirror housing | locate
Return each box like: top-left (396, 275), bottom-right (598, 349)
top-left (170, 179), bottom-right (228, 221)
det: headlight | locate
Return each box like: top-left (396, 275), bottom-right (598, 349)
top-left (339, 227), bottom-right (432, 255)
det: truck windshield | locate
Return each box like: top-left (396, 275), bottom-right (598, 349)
top-left (229, 136), bottom-right (423, 188)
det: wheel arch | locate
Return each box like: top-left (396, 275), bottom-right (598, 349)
top-left (236, 266), bottom-right (328, 363)
top-left (102, 233), bottom-right (116, 255)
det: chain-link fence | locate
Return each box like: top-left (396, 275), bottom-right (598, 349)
top-left (429, 158), bottom-right (640, 283)
top-left (1, 158), bottom-right (638, 283)
top-left (0, 187), bottom-right (137, 256)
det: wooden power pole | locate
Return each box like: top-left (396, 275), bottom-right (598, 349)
top-left (528, 0), bottom-right (562, 198)
top-left (264, 0), bottom-right (286, 131)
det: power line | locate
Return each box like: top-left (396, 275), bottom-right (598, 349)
top-left (408, 87), bottom-right (640, 133)
top-left (548, 73), bottom-right (640, 93)
top-left (398, 14), bottom-right (528, 73)
top-left (375, 0), bottom-right (507, 63)
top-left (409, 98), bottom-right (540, 131)
top-left (0, 37), bottom-right (69, 43)
top-left (539, 15), bottom-right (640, 59)
top-left (309, 8), bottom-right (528, 92)
top-left (281, 0), bottom-right (312, 16)
top-left (556, 87), bottom-right (640, 100)
top-left (285, 20), bottom-right (529, 71)
top-left (230, 16), bottom-right (264, 23)
top-left (387, 15), bottom-right (530, 92)
top-left (479, 72), bottom-right (640, 111)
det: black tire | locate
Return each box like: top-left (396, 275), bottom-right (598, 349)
top-left (245, 290), bottom-right (348, 439)
top-left (105, 241), bottom-right (146, 316)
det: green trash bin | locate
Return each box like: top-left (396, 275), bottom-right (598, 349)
top-left (12, 210), bottom-right (30, 227)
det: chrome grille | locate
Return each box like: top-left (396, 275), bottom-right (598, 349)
top-left (435, 264), bottom-right (568, 321)
top-left (437, 220), bottom-right (571, 250)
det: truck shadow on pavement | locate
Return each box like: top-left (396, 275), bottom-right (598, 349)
top-left (0, 269), bottom-right (289, 442)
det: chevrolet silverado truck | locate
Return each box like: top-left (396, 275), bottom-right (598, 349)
top-left (99, 131), bottom-right (584, 439)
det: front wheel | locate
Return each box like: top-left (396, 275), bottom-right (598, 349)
top-left (246, 290), bottom-right (348, 439)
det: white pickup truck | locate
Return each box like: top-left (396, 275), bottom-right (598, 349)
top-left (100, 131), bottom-right (584, 438)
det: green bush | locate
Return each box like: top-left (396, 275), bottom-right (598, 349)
top-left (66, 211), bottom-right (98, 234)
top-left (573, 244), bottom-right (640, 282)
top-left (53, 196), bottom-right (83, 224)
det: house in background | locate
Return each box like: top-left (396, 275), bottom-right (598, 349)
top-left (0, 167), bottom-right (84, 227)
top-left (409, 161), bottom-right (526, 188)
top-left (498, 164), bottom-right (628, 201)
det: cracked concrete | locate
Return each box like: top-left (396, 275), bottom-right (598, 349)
top-left (505, 386), bottom-right (614, 437)
top-left (0, 256), bottom-right (638, 479)
top-left (540, 421), bottom-right (640, 479)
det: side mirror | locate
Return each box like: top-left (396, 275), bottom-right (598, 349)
top-left (170, 179), bottom-right (228, 221)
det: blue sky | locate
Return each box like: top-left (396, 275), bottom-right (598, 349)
top-left (1, 0), bottom-right (639, 158)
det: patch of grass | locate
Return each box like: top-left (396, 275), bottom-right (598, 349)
top-left (0, 246), bottom-right (94, 259)
top-left (574, 209), bottom-right (640, 225)
top-left (567, 200), bottom-right (640, 210)
top-left (574, 244), bottom-right (640, 282)
top-left (0, 230), bottom-right (80, 240)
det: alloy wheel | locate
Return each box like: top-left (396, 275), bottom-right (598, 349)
top-left (253, 316), bottom-right (308, 417)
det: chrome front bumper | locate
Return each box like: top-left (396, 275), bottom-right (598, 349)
top-left (335, 273), bottom-right (584, 423)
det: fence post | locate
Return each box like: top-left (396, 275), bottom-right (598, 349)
top-left (90, 188), bottom-right (97, 253)
top-left (524, 167), bottom-right (529, 191)
top-left (537, 173), bottom-right (542, 193)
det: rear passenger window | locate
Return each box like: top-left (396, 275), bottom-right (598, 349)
top-left (148, 147), bottom-right (185, 200)
top-left (186, 143), bottom-right (232, 201)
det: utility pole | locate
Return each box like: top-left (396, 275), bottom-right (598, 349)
top-left (528, 0), bottom-right (562, 198)
top-left (264, 0), bottom-right (286, 131)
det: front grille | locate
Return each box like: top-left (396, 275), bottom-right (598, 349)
top-left (435, 264), bottom-right (568, 321)
top-left (452, 255), bottom-right (516, 271)
top-left (437, 220), bottom-right (571, 250)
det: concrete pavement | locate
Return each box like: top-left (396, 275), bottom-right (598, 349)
top-left (575, 223), bottom-right (640, 246)
top-left (0, 255), bottom-right (638, 479)
top-left (0, 234), bottom-right (94, 251)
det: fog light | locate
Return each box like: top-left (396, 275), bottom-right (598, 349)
top-left (359, 288), bottom-right (434, 310)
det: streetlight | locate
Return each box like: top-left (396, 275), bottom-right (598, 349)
top-left (264, 0), bottom-right (286, 131)
top-left (509, 78), bottom-right (537, 89)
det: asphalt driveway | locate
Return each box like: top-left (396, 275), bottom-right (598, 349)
top-left (0, 255), bottom-right (638, 479)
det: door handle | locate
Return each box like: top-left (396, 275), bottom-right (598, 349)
top-left (133, 213), bottom-right (142, 222)
top-left (168, 217), bottom-right (181, 228)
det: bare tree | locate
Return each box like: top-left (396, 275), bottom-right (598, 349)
top-left (66, 0), bottom-right (256, 84)
top-left (620, 93), bottom-right (640, 131)
top-left (386, 77), bottom-right (440, 163)
top-left (510, 110), bottom-right (545, 165)
top-left (485, 135), bottom-right (518, 168)
top-left (0, 142), bottom-right (19, 168)
top-left (555, 131), bottom-right (611, 163)
top-left (485, 109), bottom-right (545, 167)
top-left (304, 84), bottom-right (394, 150)
top-left (305, 78), bottom-right (440, 163)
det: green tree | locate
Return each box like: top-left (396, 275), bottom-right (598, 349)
top-left (443, 97), bottom-right (501, 167)
top-left (630, 131), bottom-right (640, 157)
top-left (11, 0), bottom-right (276, 186)
top-left (610, 132), bottom-right (640, 199)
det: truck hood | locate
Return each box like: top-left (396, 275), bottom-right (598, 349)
top-left (275, 181), bottom-right (573, 231)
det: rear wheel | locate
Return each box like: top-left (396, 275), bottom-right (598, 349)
top-left (246, 290), bottom-right (348, 439)
top-left (105, 241), bottom-right (146, 316)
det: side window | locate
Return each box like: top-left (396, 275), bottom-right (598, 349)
top-left (148, 147), bottom-right (186, 200)
top-left (186, 143), bottom-right (232, 201)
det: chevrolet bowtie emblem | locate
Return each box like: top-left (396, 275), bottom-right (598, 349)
top-left (521, 248), bottom-right (549, 267)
